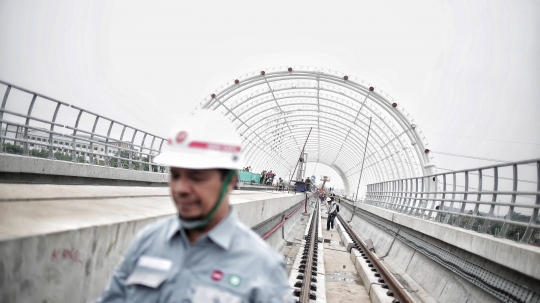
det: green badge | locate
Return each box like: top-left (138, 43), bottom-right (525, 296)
top-left (228, 274), bottom-right (242, 287)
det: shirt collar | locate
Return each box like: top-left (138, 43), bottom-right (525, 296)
top-left (207, 209), bottom-right (237, 250)
top-left (166, 208), bottom-right (237, 250)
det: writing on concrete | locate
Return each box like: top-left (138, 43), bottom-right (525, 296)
top-left (51, 248), bottom-right (84, 264)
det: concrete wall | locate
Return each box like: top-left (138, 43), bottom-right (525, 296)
top-left (339, 204), bottom-right (540, 303)
top-left (0, 192), bottom-right (305, 303)
top-left (0, 154), bottom-right (168, 186)
top-left (264, 198), bottom-right (311, 252)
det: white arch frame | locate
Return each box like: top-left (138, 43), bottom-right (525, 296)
top-left (195, 67), bottom-right (435, 196)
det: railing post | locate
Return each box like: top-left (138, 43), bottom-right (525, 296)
top-left (71, 110), bottom-right (83, 162)
top-left (403, 179), bottom-right (410, 213)
top-left (48, 102), bottom-right (61, 159)
top-left (454, 171), bottom-right (469, 227)
top-left (139, 133), bottom-right (147, 171)
top-left (129, 130), bottom-right (137, 170)
top-left (437, 174), bottom-right (447, 222)
top-left (158, 138), bottom-right (165, 172)
top-left (104, 121), bottom-right (114, 167)
top-left (415, 177), bottom-right (425, 217)
top-left (498, 164), bottom-right (518, 239)
top-left (466, 169), bottom-right (483, 230)
top-left (23, 94), bottom-right (37, 155)
top-left (409, 178), bottom-right (419, 216)
top-left (0, 85), bottom-right (11, 152)
top-left (427, 175), bottom-right (438, 220)
top-left (148, 136), bottom-right (156, 172)
top-left (118, 126), bottom-right (126, 168)
top-left (88, 116), bottom-right (99, 164)
top-left (444, 173), bottom-right (457, 224)
top-left (521, 161), bottom-right (540, 243)
top-left (481, 167), bottom-right (498, 233)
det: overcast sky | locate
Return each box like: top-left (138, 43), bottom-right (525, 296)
top-left (1, 0), bottom-right (539, 191)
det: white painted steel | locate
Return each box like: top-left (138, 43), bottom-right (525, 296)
top-left (364, 158), bottom-right (540, 245)
top-left (195, 67), bottom-right (435, 196)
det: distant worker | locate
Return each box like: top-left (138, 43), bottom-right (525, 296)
top-left (260, 170), bottom-right (266, 185)
top-left (268, 170), bottom-right (275, 180)
top-left (304, 177), bottom-right (311, 192)
top-left (278, 177), bottom-right (284, 191)
top-left (95, 110), bottom-right (292, 303)
top-left (326, 197), bottom-right (338, 230)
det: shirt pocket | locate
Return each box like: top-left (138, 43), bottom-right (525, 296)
top-left (126, 282), bottom-right (164, 303)
top-left (125, 255), bottom-right (173, 302)
top-left (191, 284), bottom-right (243, 303)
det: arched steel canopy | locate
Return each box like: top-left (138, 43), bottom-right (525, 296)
top-left (195, 67), bottom-right (435, 197)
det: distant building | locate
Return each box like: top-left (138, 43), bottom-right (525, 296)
top-left (1, 127), bottom-right (156, 163)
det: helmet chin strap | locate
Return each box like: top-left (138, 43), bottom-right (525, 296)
top-left (179, 170), bottom-right (236, 230)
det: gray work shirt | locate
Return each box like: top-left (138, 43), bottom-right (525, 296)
top-left (95, 209), bottom-right (293, 303)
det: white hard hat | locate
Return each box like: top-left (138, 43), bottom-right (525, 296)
top-left (326, 197), bottom-right (332, 202)
top-left (154, 110), bottom-right (244, 170)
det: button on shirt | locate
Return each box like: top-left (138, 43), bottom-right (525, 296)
top-left (95, 209), bottom-right (293, 303)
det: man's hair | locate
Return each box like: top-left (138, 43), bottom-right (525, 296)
top-left (218, 169), bottom-right (235, 180)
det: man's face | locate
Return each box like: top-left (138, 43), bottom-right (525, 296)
top-left (169, 167), bottom-right (227, 220)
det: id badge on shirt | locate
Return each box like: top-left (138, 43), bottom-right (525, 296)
top-left (126, 255), bottom-right (173, 288)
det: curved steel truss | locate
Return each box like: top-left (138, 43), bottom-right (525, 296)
top-left (195, 67), bottom-right (435, 196)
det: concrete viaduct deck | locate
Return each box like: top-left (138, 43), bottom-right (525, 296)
top-left (1, 78), bottom-right (539, 303)
top-left (0, 157), bottom-right (539, 303)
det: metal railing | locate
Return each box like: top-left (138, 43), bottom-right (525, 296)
top-left (0, 80), bottom-right (167, 172)
top-left (364, 158), bottom-right (540, 245)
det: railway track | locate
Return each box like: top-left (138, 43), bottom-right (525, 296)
top-left (290, 197), bottom-right (413, 303)
top-left (336, 214), bottom-right (414, 303)
top-left (293, 201), bottom-right (320, 302)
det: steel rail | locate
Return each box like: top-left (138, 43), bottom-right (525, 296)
top-left (296, 200), bottom-right (318, 302)
top-left (337, 214), bottom-right (414, 303)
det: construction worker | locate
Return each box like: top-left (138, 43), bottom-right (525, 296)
top-left (304, 177), bottom-right (311, 192)
top-left (326, 197), bottom-right (338, 230)
top-left (95, 110), bottom-right (292, 303)
top-left (278, 177), bottom-right (284, 191)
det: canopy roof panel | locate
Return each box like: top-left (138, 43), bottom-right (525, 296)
top-left (194, 67), bottom-right (436, 196)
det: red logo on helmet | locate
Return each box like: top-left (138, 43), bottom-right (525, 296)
top-left (176, 131), bottom-right (187, 143)
top-left (211, 269), bottom-right (223, 281)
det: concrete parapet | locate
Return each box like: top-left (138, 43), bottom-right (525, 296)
top-left (340, 204), bottom-right (540, 303)
top-left (0, 153), bottom-right (168, 186)
top-left (350, 248), bottom-right (393, 303)
top-left (0, 186), bottom-right (305, 303)
top-left (356, 203), bottom-right (540, 281)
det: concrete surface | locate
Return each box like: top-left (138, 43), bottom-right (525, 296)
top-left (322, 227), bottom-right (370, 303)
top-left (349, 249), bottom-right (394, 303)
top-left (0, 185), bottom-right (306, 303)
top-left (281, 213), bottom-right (311, 277)
top-left (0, 153), bottom-right (168, 186)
